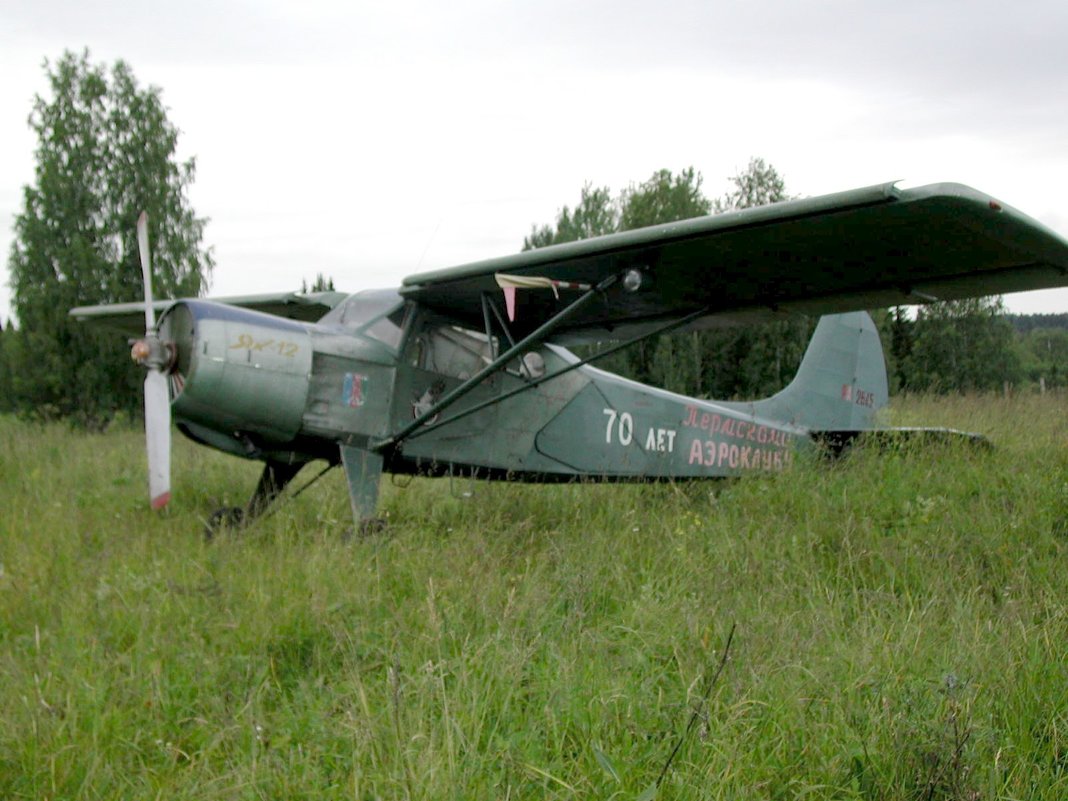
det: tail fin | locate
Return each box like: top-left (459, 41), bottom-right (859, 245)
top-left (752, 312), bottom-right (889, 431)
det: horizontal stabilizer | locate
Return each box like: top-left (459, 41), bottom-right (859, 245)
top-left (813, 427), bottom-right (992, 457)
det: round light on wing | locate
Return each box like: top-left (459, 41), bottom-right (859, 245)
top-left (623, 268), bottom-right (644, 293)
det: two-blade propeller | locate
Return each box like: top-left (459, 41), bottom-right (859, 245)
top-left (131, 212), bottom-right (172, 510)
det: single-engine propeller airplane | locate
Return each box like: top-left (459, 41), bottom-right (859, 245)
top-left (72, 182), bottom-right (1068, 534)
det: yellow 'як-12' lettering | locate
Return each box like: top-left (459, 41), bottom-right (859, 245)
top-left (229, 333), bottom-right (299, 357)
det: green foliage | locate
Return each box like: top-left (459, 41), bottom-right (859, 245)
top-left (302, 273), bottom-right (336, 293)
top-left (523, 183), bottom-right (618, 250)
top-left (7, 50), bottom-right (212, 424)
top-left (883, 306), bottom-right (914, 393)
top-left (620, 167), bottom-right (711, 230)
top-left (0, 320), bottom-right (13, 413)
top-left (2, 393), bottom-right (1067, 798)
top-left (713, 156), bottom-right (793, 212)
top-left (1018, 327), bottom-right (1068, 388)
top-left (902, 297), bottom-right (1022, 393)
top-left (1006, 312), bottom-right (1068, 334)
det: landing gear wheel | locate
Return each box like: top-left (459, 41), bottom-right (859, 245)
top-left (359, 516), bottom-right (388, 536)
top-left (204, 506), bottom-right (245, 541)
top-left (341, 517), bottom-right (389, 542)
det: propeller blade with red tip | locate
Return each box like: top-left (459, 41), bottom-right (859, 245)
top-left (136, 212), bottom-right (172, 510)
top-left (144, 368), bottom-right (171, 509)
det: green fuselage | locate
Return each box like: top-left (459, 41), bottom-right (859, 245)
top-left (161, 290), bottom-right (885, 487)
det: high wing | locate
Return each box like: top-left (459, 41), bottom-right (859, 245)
top-left (401, 182), bottom-right (1068, 342)
top-left (70, 290), bottom-right (348, 336)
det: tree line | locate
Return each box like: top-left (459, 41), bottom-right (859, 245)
top-left (1, 53), bottom-right (1062, 425)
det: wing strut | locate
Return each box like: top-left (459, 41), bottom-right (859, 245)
top-left (483, 292), bottom-right (516, 349)
top-left (373, 273), bottom-right (620, 453)
top-left (480, 292), bottom-right (500, 359)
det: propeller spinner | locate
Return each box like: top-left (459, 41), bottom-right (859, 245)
top-left (131, 212), bottom-right (173, 510)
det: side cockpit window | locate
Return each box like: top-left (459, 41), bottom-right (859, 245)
top-left (425, 326), bottom-right (495, 379)
top-left (405, 318), bottom-right (497, 380)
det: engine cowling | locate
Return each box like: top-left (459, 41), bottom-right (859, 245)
top-left (159, 300), bottom-right (313, 445)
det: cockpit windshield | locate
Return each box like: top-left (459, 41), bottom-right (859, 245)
top-left (318, 289), bottom-right (407, 349)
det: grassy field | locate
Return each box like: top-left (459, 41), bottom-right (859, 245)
top-left (1, 393), bottom-right (1066, 800)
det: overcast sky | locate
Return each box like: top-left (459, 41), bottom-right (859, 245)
top-left (3, 0), bottom-right (1068, 326)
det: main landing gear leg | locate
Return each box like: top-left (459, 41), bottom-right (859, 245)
top-left (204, 460), bottom-right (305, 540)
top-left (340, 445), bottom-right (385, 536)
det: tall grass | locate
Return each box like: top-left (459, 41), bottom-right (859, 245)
top-left (1, 393), bottom-right (1066, 799)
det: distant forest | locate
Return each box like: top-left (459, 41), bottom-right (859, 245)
top-left (570, 302), bottom-right (1068, 402)
top-left (1006, 313), bottom-right (1068, 333)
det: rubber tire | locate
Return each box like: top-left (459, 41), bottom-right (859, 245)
top-left (204, 506), bottom-right (245, 541)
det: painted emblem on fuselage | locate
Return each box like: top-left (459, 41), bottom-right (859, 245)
top-left (343, 372), bottom-right (368, 408)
